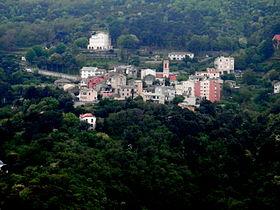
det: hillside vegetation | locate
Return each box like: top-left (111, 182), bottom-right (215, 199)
top-left (0, 0), bottom-right (279, 51)
top-left (0, 62), bottom-right (280, 208)
top-left (1, 1), bottom-right (280, 209)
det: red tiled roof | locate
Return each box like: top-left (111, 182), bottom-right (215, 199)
top-left (80, 113), bottom-right (94, 118)
top-left (273, 35), bottom-right (280, 41)
top-left (169, 75), bottom-right (176, 80)
top-left (88, 77), bottom-right (105, 88)
top-left (156, 74), bottom-right (176, 80)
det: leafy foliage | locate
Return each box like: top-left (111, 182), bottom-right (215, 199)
top-left (0, 0), bottom-right (279, 52)
top-left (0, 78), bottom-right (280, 208)
top-left (0, 0), bottom-right (280, 209)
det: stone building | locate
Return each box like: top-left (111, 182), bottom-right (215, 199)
top-left (132, 80), bottom-right (143, 96)
top-left (79, 88), bottom-right (98, 102)
top-left (107, 73), bottom-right (127, 90)
top-left (142, 91), bottom-right (165, 104)
top-left (119, 85), bottom-right (135, 99)
top-left (155, 86), bottom-right (176, 102)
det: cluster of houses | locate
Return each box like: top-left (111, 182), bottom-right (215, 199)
top-left (57, 31), bottom-right (239, 130)
top-left (75, 55), bottom-right (235, 130)
top-left (75, 56), bottom-right (235, 107)
top-left (37, 31), bottom-right (280, 130)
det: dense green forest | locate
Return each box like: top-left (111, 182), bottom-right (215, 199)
top-left (0, 53), bottom-right (280, 209)
top-left (1, 0), bottom-right (280, 51)
top-left (1, 0), bottom-right (280, 209)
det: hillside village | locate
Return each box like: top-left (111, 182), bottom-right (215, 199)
top-left (2, 1), bottom-right (280, 209)
top-left (22, 30), bottom-right (280, 131)
top-left (76, 57), bottom-right (231, 106)
top-left (50, 31), bottom-right (239, 110)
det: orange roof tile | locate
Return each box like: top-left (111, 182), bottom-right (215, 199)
top-left (273, 35), bottom-right (280, 41)
top-left (80, 113), bottom-right (94, 118)
top-left (169, 75), bottom-right (177, 80)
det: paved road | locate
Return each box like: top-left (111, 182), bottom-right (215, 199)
top-left (25, 68), bottom-right (81, 81)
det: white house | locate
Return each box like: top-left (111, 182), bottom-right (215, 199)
top-left (141, 69), bottom-right (156, 79)
top-left (168, 52), bottom-right (194, 61)
top-left (80, 67), bottom-right (106, 79)
top-left (274, 82), bottom-right (280, 94)
top-left (195, 68), bottom-right (220, 79)
top-left (79, 113), bottom-right (96, 130)
top-left (175, 80), bottom-right (195, 96)
top-left (179, 96), bottom-right (198, 107)
top-left (155, 86), bottom-right (176, 102)
top-left (87, 31), bottom-right (112, 51)
top-left (214, 56), bottom-right (234, 74)
top-left (118, 85), bottom-right (135, 99)
top-left (142, 91), bottom-right (165, 104)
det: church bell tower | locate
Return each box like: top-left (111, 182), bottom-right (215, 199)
top-left (163, 59), bottom-right (169, 78)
